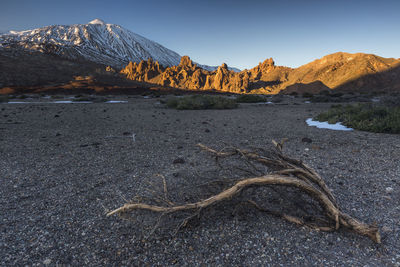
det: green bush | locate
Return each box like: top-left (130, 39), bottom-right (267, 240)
top-left (17, 94), bottom-right (28, 99)
top-left (236, 94), bottom-right (267, 103)
top-left (315, 103), bottom-right (400, 134)
top-left (166, 95), bottom-right (238, 110)
top-left (0, 95), bottom-right (9, 103)
top-left (302, 92), bottom-right (313, 98)
top-left (73, 97), bottom-right (94, 102)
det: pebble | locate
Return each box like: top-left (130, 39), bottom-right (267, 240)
top-left (386, 187), bottom-right (394, 194)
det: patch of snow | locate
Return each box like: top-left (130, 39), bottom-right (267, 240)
top-left (88, 19), bottom-right (105, 25)
top-left (106, 100), bottom-right (128, 103)
top-left (53, 101), bottom-right (92, 103)
top-left (306, 118), bottom-right (353, 131)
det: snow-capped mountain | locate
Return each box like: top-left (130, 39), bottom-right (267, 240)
top-left (0, 19), bottom-right (181, 68)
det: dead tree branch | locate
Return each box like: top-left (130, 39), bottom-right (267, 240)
top-left (108, 141), bottom-right (381, 243)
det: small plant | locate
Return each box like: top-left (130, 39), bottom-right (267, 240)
top-left (73, 97), bottom-right (94, 102)
top-left (330, 92), bottom-right (344, 97)
top-left (315, 103), bottom-right (400, 134)
top-left (302, 92), bottom-right (313, 98)
top-left (166, 95), bottom-right (238, 110)
top-left (17, 94), bottom-right (28, 99)
top-left (0, 95), bottom-right (9, 103)
top-left (236, 94), bottom-right (267, 103)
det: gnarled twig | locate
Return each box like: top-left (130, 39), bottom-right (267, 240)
top-left (108, 141), bottom-right (380, 243)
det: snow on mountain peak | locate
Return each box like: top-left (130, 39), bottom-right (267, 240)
top-left (0, 20), bottom-right (241, 71)
top-left (0, 20), bottom-right (182, 68)
top-left (88, 19), bottom-right (105, 25)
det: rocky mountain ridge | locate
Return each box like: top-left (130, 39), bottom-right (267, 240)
top-left (120, 52), bottom-right (400, 94)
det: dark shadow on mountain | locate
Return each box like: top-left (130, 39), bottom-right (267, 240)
top-left (334, 64), bottom-right (400, 93)
top-left (248, 80), bottom-right (282, 91)
top-left (281, 81), bottom-right (331, 94)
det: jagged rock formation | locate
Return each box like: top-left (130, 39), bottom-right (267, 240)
top-left (120, 56), bottom-right (250, 93)
top-left (121, 53), bottom-right (400, 94)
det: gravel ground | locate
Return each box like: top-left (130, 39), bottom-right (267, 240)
top-left (1, 96), bottom-right (399, 266)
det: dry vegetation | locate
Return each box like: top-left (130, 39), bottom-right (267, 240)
top-left (108, 141), bottom-right (381, 243)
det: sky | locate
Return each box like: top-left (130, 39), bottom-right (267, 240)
top-left (1, 0), bottom-right (399, 69)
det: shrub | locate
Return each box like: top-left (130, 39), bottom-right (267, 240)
top-left (302, 92), bottom-right (313, 98)
top-left (330, 92), bottom-right (344, 97)
top-left (17, 94), bottom-right (28, 99)
top-left (0, 95), bottom-right (9, 103)
top-left (73, 96), bottom-right (107, 103)
top-left (271, 95), bottom-right (283, 103)
top-left (319, 90), bottom-right (331, 96)
top-left (236, 94), bottom-right (267, 103)
top-left (73, 97), bottom-right (94, 102)
top-left (380, 94), bottom-right (400, 107)
top-left (309, 95), bottom-right (332, 103)
top-left (166, 95), bottom-right (238, 110)
top-left (315, 103), bottom-right (400, 134)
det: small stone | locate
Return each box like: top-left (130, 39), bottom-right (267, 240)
top-left (385, 187), bottom-right (394, 194)
top-left (382, 226), bottom-right (392, 233)
top-left (173, 158), bottom-right (185, 164)
top-left (301, 137), bottom-right (312, 143)
top-left (43, 259), bottom-right (52, 265)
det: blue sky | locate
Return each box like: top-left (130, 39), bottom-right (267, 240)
top-left (1, 0), bottom-right (399, 69)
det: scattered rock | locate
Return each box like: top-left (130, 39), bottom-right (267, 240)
top-left (302, 137), bottom-right (312, 143)
top-left (173, 158), bottom-right (185, 164)
top-left (385, 187), bottom-right (394, 194)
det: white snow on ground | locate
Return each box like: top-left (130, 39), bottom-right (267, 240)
top-left (306, 118), bottom-right (353, 131)
top-left (106, 100), bottom-right (128, 103)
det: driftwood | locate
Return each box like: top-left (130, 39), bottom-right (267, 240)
top-left (108, 141), bottom-right (381, 243)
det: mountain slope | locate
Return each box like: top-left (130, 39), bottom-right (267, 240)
top-left (120, 52), bottom-right (400, 94)
top-left (0, 19), bottom-right (181, 68)
top-left (285, 52), bottom-right (400, 90)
